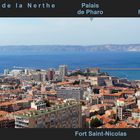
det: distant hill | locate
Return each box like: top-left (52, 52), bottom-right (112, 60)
top-left (0, 44), bottom-right (140, 55)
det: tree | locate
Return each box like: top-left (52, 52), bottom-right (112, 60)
top-left (44, 100), bottom-right (51, 107)
top-left (90, 111), bottom-right (98, 117)
top-left (73, 80), bottom-right (80, 85)
top-left (90, 118), bottom-right (103, 128)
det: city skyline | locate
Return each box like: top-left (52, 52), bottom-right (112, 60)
top-left (1, 64), bottom-right (140, 128)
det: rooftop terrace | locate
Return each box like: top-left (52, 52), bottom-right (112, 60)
top-left (15, 100), bottom-right (81, 119)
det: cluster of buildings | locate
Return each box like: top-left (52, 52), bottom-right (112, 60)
top-left (0, 65), bottom-right (140, 128)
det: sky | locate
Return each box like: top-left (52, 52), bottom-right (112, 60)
top-left (0, 18), bottom-right (139, 45)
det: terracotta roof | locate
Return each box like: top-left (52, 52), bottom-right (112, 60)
top-left (103, 92), bottom-right (123, 96)
top-left (0, 89), bottom-right (22, 94)
top-left (10, 108), bottom-right (36, 116)
top-left (57, 82), bottom-right (72, 85)
top-left (104, 123), bottom-right (116, 128)
top-left (0, 111), bottom-right (9, 116)
top-left (0, 117), bottom-right (14, 122)
top-left (96, 115), bottom-right (102, 119)
top-left (101, 116), bottom-right (111, 124)
top-left (46, 91), bottom-right (57, 95)
top-left (132, 108), bottom-right (140, 113)
top-left (0, 101), bottom-right (14, 106)
top-left (117, 98), bottom-right (125, 101)
top-left (15, 98), bottom-right (33, 104)
top-left (65, 76), bottom-right (79, 79)
top-left (116, 121), bottom-right (128, 128)
top-left (0, 98), bottom-right (33, 106)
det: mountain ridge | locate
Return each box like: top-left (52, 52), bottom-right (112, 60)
top-left (0, 44), bottom-right (140, 54)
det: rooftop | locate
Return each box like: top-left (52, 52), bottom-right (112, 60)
top-left (0, 116), bottom-right (14, 122)
top-left (132, 108), bottom-right (140, 113)
top-left (0, 111), bottom-right (9, 117)
top-left (15, 100), bottom-right (80, 119)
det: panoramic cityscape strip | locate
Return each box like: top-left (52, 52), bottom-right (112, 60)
top-left (0, 65), bottom-right (140, 128)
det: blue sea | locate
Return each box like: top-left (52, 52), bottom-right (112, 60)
top-left (0, 52), bottom-right (140, 80)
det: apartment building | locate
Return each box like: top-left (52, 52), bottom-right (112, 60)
top-left (15, 99), bottom-right (82, 128)
top-left (0, 111), bottom-right (15, 128)
top-left (102, 93), bottom-right (123, 105)
top-left (0, 117), bottom-right (15, 128)
top-left (56, 86), bottom-right (84, 100)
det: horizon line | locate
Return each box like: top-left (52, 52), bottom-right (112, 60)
top-left (0, 43), bottom-right (140, 46)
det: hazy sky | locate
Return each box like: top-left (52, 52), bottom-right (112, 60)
top-left (0, 18), bottom-right (139, 45)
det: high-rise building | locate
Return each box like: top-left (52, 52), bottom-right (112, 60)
top-left (15, 99), bottom-right (82, 128)
top-left (24, 69), bottom-right (29, 75)
top-left (0, 118), bottom-right (15, 128)
top-left (0, 111), bottom-right (15, 128)
top-left (59, 65), bottom-right (68, 81)
top-left (4, 69), bottom-right (10, 75)
top-left (47, 68), bottom-right (55, 81)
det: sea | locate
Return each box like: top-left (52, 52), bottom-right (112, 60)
top-left (0, 52), bottom-right (140, 80)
